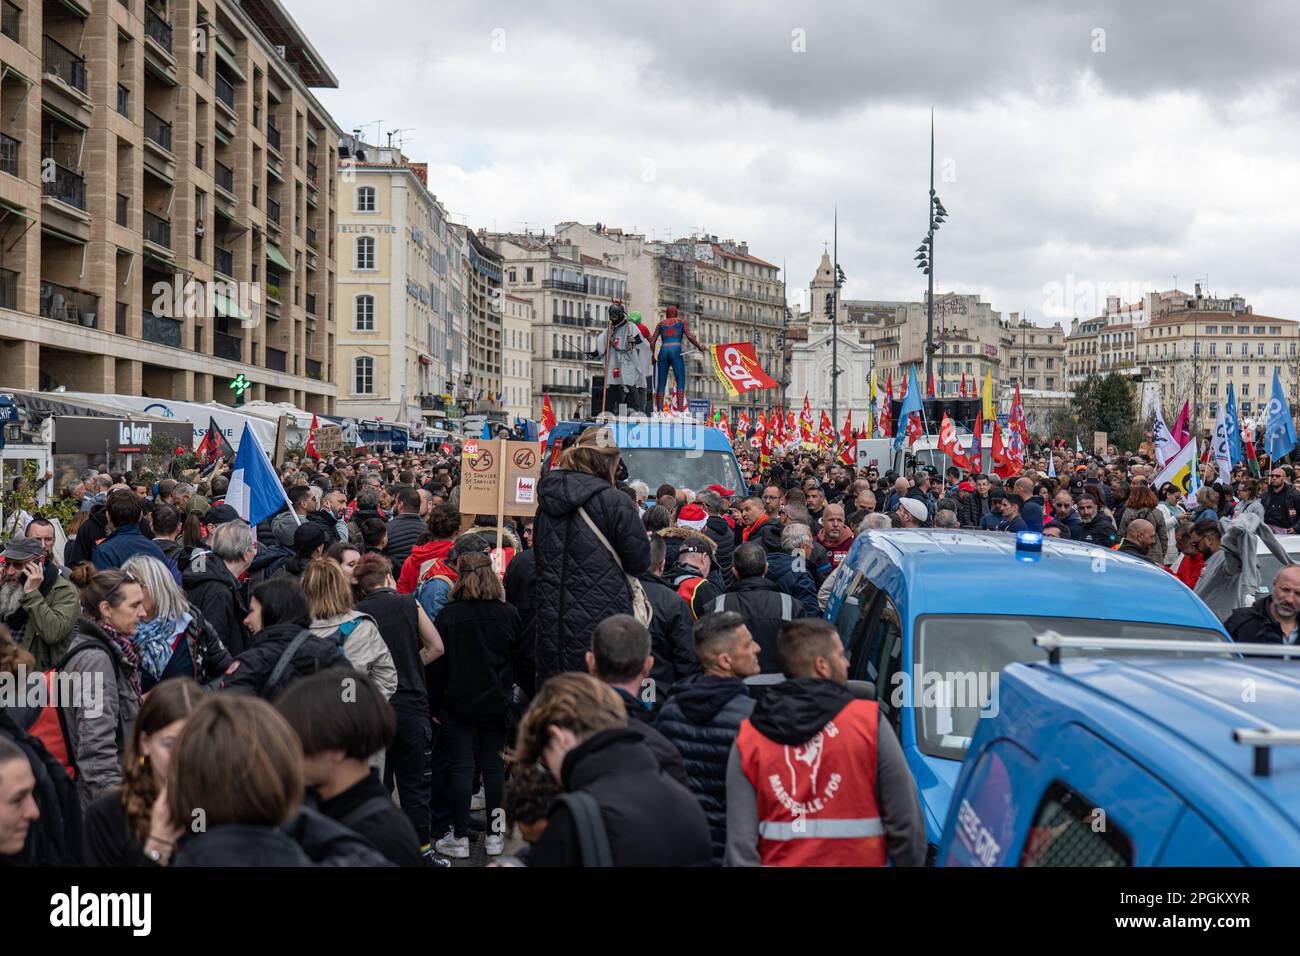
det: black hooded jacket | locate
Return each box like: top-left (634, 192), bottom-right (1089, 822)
top-left (217, 621), bottom-right (352, 699)
top-left (182, 556), bottom-right (252, 657)
top-left (713, 576), bottom-right (805, 674)
top-left (634, 571), bottom-right (701, 703)
top-left (656, 674), bottom-right (755, 865)
top-left (703, 515), bottom-right (736, 579)
top-left (528, 728), bottom-right (711, 867)
top-left (533, 470), bottom-right (650, 679)
top-left (64, 504), bottom-right (109, 568)
top-left (171, 806), bottom-right (392, 867)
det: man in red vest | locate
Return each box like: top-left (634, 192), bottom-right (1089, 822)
top-left (724, 618), bottom-right (925, 866)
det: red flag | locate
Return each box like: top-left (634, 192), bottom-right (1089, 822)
top-left (969, 409), bottom-right (984, 474)
top-left (939, 413), bottom-right (973, 470)
top-left (906, 408), bottom-right (924, 447)
top-left (799, 394), bottom-right (813, 443)
top-left (1243, 420), bottom-right (1259, 476)
top-left (991, 421), bottom-right (1017, 480)
top-left (838, 412), bottom-right (855, 465)
top-left (1009, 382), bottom-right (1028, 465)
top-left (926, 370), bottom-right (936, 398)
top-left (818, 410), bottom-right (835, 450)
top-left (960, 372), bottom-right (968, 397)
top-left (759, 429), bottom-right (771, 468)
top-left (717, 409), bottom-right (732, 440)
top-left (737, 409), bottom-right (752, 434)
top-left (304, 414), bottom-right (321, 461)
top-left (899, 372), bottom-right (908, 399)
top-left (881, 375), bottom-right (894, 437)
top-left (541, 393), bottom-right (557, 443)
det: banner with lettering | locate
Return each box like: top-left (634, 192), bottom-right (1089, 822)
top-left (709, 343), bottom-right (781, 399)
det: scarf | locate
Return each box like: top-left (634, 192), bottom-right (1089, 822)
top-left (132, 613), bottom-right (191, 682)
top-left (99, 620), bottom-right (144, 700)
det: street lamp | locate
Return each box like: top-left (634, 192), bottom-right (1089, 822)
top-left (914, 113), bottom-right (951, 400)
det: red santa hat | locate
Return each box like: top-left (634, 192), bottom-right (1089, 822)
top-left (676, 503), bottom-right (708, 530)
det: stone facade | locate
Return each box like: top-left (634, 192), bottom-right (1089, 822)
top-left (0, 0), bottom-right (342, 411)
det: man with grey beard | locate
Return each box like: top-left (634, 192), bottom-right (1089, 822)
top-left (0, 537), bottom-right (78, 670)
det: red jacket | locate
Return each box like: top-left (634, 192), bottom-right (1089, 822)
top-left (743, 513), bottom-right (770, 543)
top-left (396, 539), bottom-right (454, 594)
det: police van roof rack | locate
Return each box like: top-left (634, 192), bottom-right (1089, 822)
top-left (1033, 632), bottom-right (1300, 667)
top-left (1231, 728), bottom-right (1300, 777)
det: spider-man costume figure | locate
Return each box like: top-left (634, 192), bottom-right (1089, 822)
top-left (648, 306), bottom-right (704, 411)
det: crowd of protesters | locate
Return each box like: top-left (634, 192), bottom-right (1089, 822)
top-left (1, 420), bottom-right (1296, 869)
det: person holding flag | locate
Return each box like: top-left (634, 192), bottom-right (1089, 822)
top-left (1265, 368), bottom-right (1297, 464)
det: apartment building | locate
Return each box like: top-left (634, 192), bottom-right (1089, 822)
top-left (555, 222), bottom-right (787, 418)
top-left (1065, 286), bottom-right (1300, 433)
top-left (334, 137), bottom-right (455, 427)
top-left (1005, 314), bottom-right (1066, 392)
top-left (456, 224), bottom-right (502, 415)
top-left (0, 0), bottom-right (341, 411)
top-left (481, 230), bottom-right (628, 421)
top-left (501, 292), bottom-right (531, 421)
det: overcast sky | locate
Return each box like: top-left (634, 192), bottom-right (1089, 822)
top-left (290, 0), bottom-right (1300, 327)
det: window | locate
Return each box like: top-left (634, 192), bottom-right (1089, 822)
top-left (1210, 343), bottom-right (1217, 356)
top-left (1018, 782), bottom-right (1133, 867)
top-left (1275, 343), bottom-right (1282, 356)
top-left (1260, 366), bottom-right (1267, 377)
top-left (354, 295), bottom-right (374, 331)
top-left (1258, 343), bottom-right (1266, 356)
top-left (353, 356), bottom-right (374, 394)
top-left (1210, 383), bottom-right (1218, 396)
top-left (1206, 326), bottom-right (1218, 334)
top-left (1238, 325), bottom-right (1250, 334)
top-left (1225, 343), bottom-right (1233, 356)
top-left (355, 236), bottom-right (375, 270)
top-left (508, 269), bottom-right (516, 283)
top-left (1255, 326), bottom-right (1265, 335)
top-left (1271, 326), bottom-right (1282, 335)
top-left (1260, 383), bottom-right (1267, 397)
top-left (356, 186), bottom-right (375, 212)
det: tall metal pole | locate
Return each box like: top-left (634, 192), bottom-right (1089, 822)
top-left (926, 112), bottom-right (935, 393)
top-left (832, 206), bottom-right (839, 429)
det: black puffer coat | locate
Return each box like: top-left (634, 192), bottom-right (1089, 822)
top-left (655, 675), bottom-right (754, 865)
top-left (534, 470), bottom-right (650, 680)
top-left (703, 515), bottom-right (736, 579)
top-left (528, 727), bottom-right (711, 867)
top-left (217, 622), bottom-right (351, 699)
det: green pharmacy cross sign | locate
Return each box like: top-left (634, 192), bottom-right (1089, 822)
top-left (230, 374), bottom-right (251, 399)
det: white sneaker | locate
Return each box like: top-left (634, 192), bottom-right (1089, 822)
top-left (470, 787), bottom-right (486, 811)
top-left (485, 833), bottom-right (504, 856)
top-left (434, 831), bottom-right (469, 859)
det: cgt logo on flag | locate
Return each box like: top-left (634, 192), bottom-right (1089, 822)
top-left (709, 343), bottom-right (779, 399)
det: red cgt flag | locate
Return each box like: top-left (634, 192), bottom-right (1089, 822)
top-left (938, 413), bottom-right (973, 470)
top-left (709, 343), bottom-right (780, 399)
top-left (304, 414), bottom-right (321, 461)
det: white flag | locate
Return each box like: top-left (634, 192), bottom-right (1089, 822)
top-left (1152, 401), bottom-right (1180, 470)
top-left (1212, 403), bottom-right (1233, 486)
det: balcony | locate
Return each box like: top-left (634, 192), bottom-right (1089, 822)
top-left (214, 159), bottom-right (234, 194)
top-left (214, 330), bottom-right (241, 362)
top-left (266, 195), bottom-right (280, 224)
top-left (306, 160), bottom-right (318, 187)
top-left (0, 268), bottom-right (15, 309)
top-left (2, 1), bottom-right (19, 42)
top-left (143, 210), bottom-right (171, 248)
top-left (0, 133), bottom-right (16, 176)
top-left (214, 73), bottom-right (234, 109)
top-left (542, 278), bottom-right (586, 293)
top-left (115, 192), bottom-right (128, 226)
top-left (548, 383), bottom-right (588, 396)
top-left (552, 349), bottom-right (585, 361)
top-left (41, 160), bottom-right (84, 209)
top-left (143, 108), bottom-right (172, 152)
top-left (143, 310), bottom-right (181, 347)
top-left (265, 120), bottom-right (280, 152)
top-left (215, 246), bottom-right (233, 277)
top-left (144, 5), bottom-right (172, 53)
top-left (40, 280), bottom-right (98, 327)
top-left (43, 36), bottom-right (86, 94)
top-left (265, 346), bottom-right (286, 372)
top-left (305, 225), bottom-right (317, 248)
top-left (305, 358), bottom-right (322, 380)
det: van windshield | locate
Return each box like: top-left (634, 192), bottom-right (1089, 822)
top-left (912, 615), bottom-right (1229, 761)
top-left (617, 448), bottom-right (743, 492)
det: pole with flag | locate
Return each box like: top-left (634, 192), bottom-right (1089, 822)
top-left (1212, 401), bottom-right (1233, 485)
top-left (304, 414), bottom-right (321, 461)
top-left (895, 364), bottom-right (924, 451)
top-left (1266, 368), bottom-right (1298, 462)
top-left (1152, 400), bottom-right (1179, 470)
top-left (1224, 383), bottom-right (1243, 466)
top-left (226, 423), bottom-right (298, 528)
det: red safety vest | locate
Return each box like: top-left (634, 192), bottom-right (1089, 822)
top-left (736, 699), bottom-right (887, 866)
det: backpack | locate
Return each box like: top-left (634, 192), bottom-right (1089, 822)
top-left (261, 627), bottom-right (318, 700)
top-left (13, 632), bottom-right (123, 780)
top-left (576, 506), bottom-right (653, 629)
top-left (552, 791), bottom-right (614, 867)
top-left (338, 795), bottom-right (397, 834)
top-left (415, 558), bottom-right (455, 604)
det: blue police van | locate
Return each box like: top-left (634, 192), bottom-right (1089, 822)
top-left (938, 638), bottom-right (1300, 866)
top-left (822, 529), bottom-right (1230, 854)
top-left (545, 418), bottom-right (745, 492)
